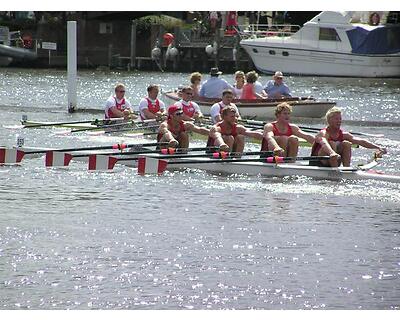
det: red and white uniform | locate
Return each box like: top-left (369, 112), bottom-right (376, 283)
top-left (171, 100), bottom-right (201, 118)
top-left (207, 121), bottom-right (238, 147)
top-left (157, 119), bottom-right (186, 141)
top-left (104, 96), bottom-right (132, 119)
top-left (138, 97), bottom-right (165, 120)
top-left (210, 102), bottom-right (240, 124)
top-left (311, 128), bottom-right (344, 156)
top-left (261, 122), bottom-right (293, 151)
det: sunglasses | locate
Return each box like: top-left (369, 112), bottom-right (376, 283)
top-left (118, 90), bottom-right (126, 93)
top-left (175, 111), bottom-right (184, 116)
top-left (183, 91), bottom-right (193, 95)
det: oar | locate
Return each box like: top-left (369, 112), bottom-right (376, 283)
top-left (0, 142), bottom-right (169, 164)
top-left (43, 146), bottom-right (221, 169)
top-left (20, 118), bottom-right (123, 129)
top-left (137, 155), bottom-right (331, 175)
top-left (23, 141), bottom-right (167, 155)
top-left (297, 126), bottom-right (384, 138)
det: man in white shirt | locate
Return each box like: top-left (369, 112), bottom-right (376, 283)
top-left (171, 86), bottom-right (203, 121)
top-left (210, 89), bottom-right (241, 124)
top-left (104, 83), bottom-right (136, 120)
top-left (138, 84), bottom-right (166, 121)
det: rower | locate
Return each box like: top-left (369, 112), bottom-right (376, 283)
top-left (170, 86), bottom-right (203, 121)
top-left (210, 89), bottom-right (241, 124)
top-left (104, 83), bottom-right (137, 120)
top-left (310, 107), bottom-right (387, 167)
top-left (208, 105), bottom-right (263, 153)
top-left (138, 84), bottom-right (166, 121)
top-left (261, 102), bottom-right (315, 158)
top-left (157, 105), bottom-right (210, 149)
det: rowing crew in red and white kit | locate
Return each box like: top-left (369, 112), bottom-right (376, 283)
top-left (157, 98), bottom-right (387, 167)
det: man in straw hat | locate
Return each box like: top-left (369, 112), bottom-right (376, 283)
top-left (199, 67), bottom-right (235, 99)
top-left (263, 71), bottom-right (292, 99)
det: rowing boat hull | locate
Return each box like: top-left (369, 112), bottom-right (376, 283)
top-left (163, 91), bottom-right (336, 120)
top-left (164, 158), bottom-right (400, 183)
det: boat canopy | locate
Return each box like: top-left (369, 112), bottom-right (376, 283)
top-left (346, 25), bottom-right (400, 54)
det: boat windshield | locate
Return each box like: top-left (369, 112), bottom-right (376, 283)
top-left (346, 25), bottom-right (400, 54)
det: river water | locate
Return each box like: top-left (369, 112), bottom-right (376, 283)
top-left (0, 68), bottom-right (399, 310)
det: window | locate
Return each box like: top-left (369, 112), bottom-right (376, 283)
top-left (282, 51), bottom-right (289, 56)
top-left (252, 48), bottom-right (258, 53)
top-left (319, 28), bottom-right (341, 41)
top-left (269, 50), bottom-right (276, 55)
top-left (99, 22), bottom-right (113, 34)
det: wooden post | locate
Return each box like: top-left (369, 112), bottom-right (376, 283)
top-left (214, 27), bottom-right (220, 68)
top-left (67, 21), bottom-right (77, 113)
top-left (108, 43), bottom-right (113, 68)
top-left (173, 26), bottom-right (180, 71)
top-left (130, 19), bottom-right (137, 70)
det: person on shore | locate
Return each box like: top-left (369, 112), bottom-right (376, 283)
top-left (157, 105), bottom-right (210, 149)
top-left (189, 72), bottom-right (202, 99)
top-left (138, 84), bottom-right (166, 121)
top-left (210, 89), bottom-right (241, 124)
top-left (263, 71), bottom-right (291, 99)
top-left (310, 107), bottom-right (387, 167)
top-left (232, 70), bottom-right (245, 98)
top-left (199, 67), bottom-right (235, 99)
top-left (207, 105), bottom-right (263, 153)
top-left (104, 83), bottom-right (136, 120)
top-left (241, 71), bottom-right (267, 99)
top-left (261, 102), bottom-right (315, 158)
top-left (172, 86), bottom-right (203, 121)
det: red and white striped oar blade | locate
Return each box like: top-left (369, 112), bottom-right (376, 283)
top-left (137, 156), bottom-right (168, 175)
top-left (45, 151), bottom-right (73, 167)
top-left (88, 154), bottom-right (118, 171)
top-left (0, 148), bottom-right (25, 164)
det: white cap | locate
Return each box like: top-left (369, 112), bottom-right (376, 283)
top-left (274, 71), bottom-right (284, 78)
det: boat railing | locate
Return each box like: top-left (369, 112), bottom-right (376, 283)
top-left (236, 24), bottom-right (301, 40)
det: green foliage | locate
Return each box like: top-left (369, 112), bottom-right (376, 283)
top-left (136, 14), bottom-right (184, 32)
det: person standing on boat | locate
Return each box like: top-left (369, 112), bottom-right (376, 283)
top-left (232, 70), bottom-right (246, 98)
top-left (263, 71), bottom-right (292, 99)
top-left (189, 72), bottom-right (202, 99)
top-left (210, 89), bottom-right (241, 124)
top-left (241, 71), bottom-right (267, 99)
top-left (199, 67), bottom-right (235, 99)
top-left (310, 107), bottom-right (387, 167)
top-left (138, 84), bottom-right (166, 121)
top-left (208, 106), bottom-right (263, 153)
top-left (157, 105), bottom-right (210, 149)
top-left (104, 83), bottom-right (136, 120)
top-left (261, 102), bottom-right (315, 158)
top-left (172, 86), bottom-right (203, 121)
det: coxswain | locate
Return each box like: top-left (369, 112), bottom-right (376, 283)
top-left (171, 86), bottom-right (203, 121)
top-left (158, 105), bottom-right (210, 149)
top-left (138, 84), bottom-right (166, 121)
top-left (104, 83), bottom-right (136, 120)
top-left (261, 102), bottom-right (315, 158)
top-left (208, 106), bottom-right (263, 153)
top-left (310, 107), bottom-right (387, 167)
top-left (210, 89), bottom-right (241, 124)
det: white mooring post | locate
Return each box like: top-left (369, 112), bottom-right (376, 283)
top-left (67, 21), bottom-right (77, 113)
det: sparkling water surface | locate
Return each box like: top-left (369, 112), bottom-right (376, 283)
top-left (0, 68), bottom-right (399, 310)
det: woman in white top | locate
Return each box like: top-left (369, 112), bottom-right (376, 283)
top-left (232, 70), bottom-right (245, 98)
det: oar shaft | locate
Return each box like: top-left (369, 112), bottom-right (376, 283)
top-left (71, 146), bottom-right (218, 158)
top-left (24, 142), bottom-right (167, 154)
